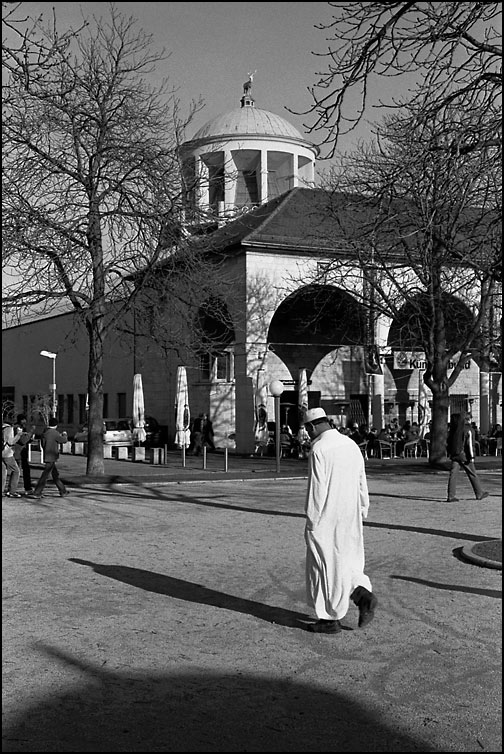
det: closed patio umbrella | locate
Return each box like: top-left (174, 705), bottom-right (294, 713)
top-left (255, 370), bottom-right (268, 428)
top-left (175, 366), bottom-right (191, 449)
top-left (298, 368), bottom-right (309, 424)
top-left (132, 373), bottom-right (146, 444)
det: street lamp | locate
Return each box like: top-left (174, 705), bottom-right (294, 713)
top-left (269, 379), bottom-right (284, 474)
top-left (40, 350), bottom-right (57, 418)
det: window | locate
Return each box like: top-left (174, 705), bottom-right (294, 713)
top-left (67, 394), bottom-right (74, 424)
top-left (199, 353), bottom-right (212, 380)
top-left (103, 393), bottom-right (109, 417)
top-left (216, 352), bottom-right (232, 381)
top-left (57, 395), bottom-right (64, 423)
top-left (199, 351), bottom-right (233, 382)
top-left (117, 393), bottom-right (127, 417)
top-left (78, 394), bottom-right (87, 425)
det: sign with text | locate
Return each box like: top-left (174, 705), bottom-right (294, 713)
top-left (393, 351), bottom-right (472, 371)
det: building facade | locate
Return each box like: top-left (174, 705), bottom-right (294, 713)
top-left (2, 82), bottom-right (502, 449)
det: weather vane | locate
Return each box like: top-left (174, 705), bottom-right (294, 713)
top-left (243, 70), bottom-right (256, 95)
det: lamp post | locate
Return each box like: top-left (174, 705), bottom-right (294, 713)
top-left (269, 379), bottom-right (284, 474)
top-left (40, 350), bottom-right (57, 418)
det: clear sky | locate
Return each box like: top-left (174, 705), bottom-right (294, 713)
top-left (7, 1), bottom-right (393, 164)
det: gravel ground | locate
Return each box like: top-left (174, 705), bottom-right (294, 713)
top-left (2, 463), bottom-right (502, 752)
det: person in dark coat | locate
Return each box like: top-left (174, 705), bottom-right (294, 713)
top-left (192, 413), bottom-right (215, 455)
top-left (446, 412), bottom-right (489, 502)
top-left (27, 418), bottom-right (68, 498)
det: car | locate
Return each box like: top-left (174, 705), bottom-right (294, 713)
top-left (74, 418), bottom-right (133, 446)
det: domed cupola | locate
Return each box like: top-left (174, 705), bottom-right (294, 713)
top-left (180, 73), bottom-right (318, 219)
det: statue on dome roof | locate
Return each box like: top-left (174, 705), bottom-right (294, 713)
top-left (243, 70), bottom-right (256, 95)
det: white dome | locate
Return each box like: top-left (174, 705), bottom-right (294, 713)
top-left (193, 107), bottom-right (305, 142)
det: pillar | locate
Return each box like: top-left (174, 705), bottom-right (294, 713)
top-left (260, 149), bottom-right (268, 203)
top-left (291, 153), bottom-right (298, 188)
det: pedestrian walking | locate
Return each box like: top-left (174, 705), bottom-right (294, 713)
top-left (27, 418), bottom-right (68, 499)
top-left (13, 414), bottom-right (34, 494)
top-left (446, 412), bottom-right (489, 502)
top-left (302, 407), bottom-right (377, 634)
top-left (201, 413), bottom-right (216, 451)
top-left (2, 421), bottom-right (23, 498)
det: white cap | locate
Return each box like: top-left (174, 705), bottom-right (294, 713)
top-left (304, 408), bottom-right (328, 423)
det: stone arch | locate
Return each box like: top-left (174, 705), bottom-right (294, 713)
top-left (387, 292), bottom-right (477, 352)
top-left (267, 284), bottom-right (367, 376)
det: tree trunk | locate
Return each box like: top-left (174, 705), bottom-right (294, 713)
top-left (86, 320), bottom-right (105, 476)
top-left (428, 381), bottom-right (450, 467)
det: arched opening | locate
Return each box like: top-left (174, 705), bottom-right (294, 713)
top-left (387, 293), bottom-right (476, 352)
top-left (267, 284), bottom-right (367, 376)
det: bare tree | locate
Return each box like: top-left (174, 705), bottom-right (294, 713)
top-left (294, 103), bottom-right (501, 464)
top-left (2, 4), bottom-right (207, 474)
top-left (299, 1), bottom-right (501, 159)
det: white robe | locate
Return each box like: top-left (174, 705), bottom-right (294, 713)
top-left (305, 428), bottom-right (372, 620)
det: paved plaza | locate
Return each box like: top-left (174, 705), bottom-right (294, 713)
top-left (2, 454), bottom-right (502, 752)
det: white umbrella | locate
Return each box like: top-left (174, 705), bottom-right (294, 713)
top-left (418, 372), bottom-right (432, 438)
top-left (254, 369), bottom-right (268, 428)
top-left (175, 366), bottom-right (191, 448)
top-left (298, 368), bottom-right (309, 424)
top-left (132, 373), bottom-right (147, 444)
top-left (253, 369), bottom-right (269, 453)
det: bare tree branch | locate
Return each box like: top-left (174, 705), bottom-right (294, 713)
top-left (295, 2), bottom-right (501, 159)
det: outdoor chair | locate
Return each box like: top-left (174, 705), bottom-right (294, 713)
top-left (358, 440), bottom-right (368, 460)
top-left (403, 439), bottom-right (420, 458)
top-left (378, 440), bottom-right (393, 459)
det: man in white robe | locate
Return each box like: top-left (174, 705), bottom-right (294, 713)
top-left (303, 408), bottom-right (378, 634)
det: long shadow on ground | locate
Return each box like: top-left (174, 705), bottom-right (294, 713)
top-left (69, 558), bottom-right (310, 629)
top-left (2, 643), bottom-right (437, 753)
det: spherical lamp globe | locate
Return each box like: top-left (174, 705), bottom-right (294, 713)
top-left (269, 380), bottom-right (284, 397)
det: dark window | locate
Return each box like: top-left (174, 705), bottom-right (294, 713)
top-left (78, 394), bottom-right (87, 424)
top-left (199, 354), bottom-right (211, 380)
top-left (117, 393), bottom-right (127, 417)
top-left (209, 165), bottom-right (225, 208)
top-left (67, 394), bottom-right (74, 424)
top-left (235, 170), bottom-right (258, 205)
top-left (103, 393), bottom-right (109, 417)
top-left (57, 395), bottom-right (64, 423)
top-left (216, 352), bottom-right (232, 380)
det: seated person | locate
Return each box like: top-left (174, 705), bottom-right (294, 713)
top-left (279, 425), bottom-right (293, 456)
top-left (349, 423), bottom-right (365, 445)
top-left (366, 427), bottom-right (380, 457)
top-left (386, 418), bottom-right (401, 439)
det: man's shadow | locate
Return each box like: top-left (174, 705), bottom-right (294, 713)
top-left (69, 558), bottom-right (322, 630)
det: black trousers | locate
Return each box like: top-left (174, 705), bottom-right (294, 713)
top-left (33, 461), bottom-right (67, 496)
top-left (18, 448), bottom-right (32, 491)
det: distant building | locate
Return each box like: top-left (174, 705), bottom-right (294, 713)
top-left (2, 83), bottom-right (501, 448)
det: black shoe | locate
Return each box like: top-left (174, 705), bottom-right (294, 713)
top-left (60, 492), bottom-right (69, 497)
top-left (26, 493), bottom-right (42, 499)
top-left (477, 491), bottom-right (489, 500)
top-left (352, 587), bottom-right (378, 628)
top-left (306, 619), bottom-right (341, 634)
top-left (447, 497), bottom-right (459, 502)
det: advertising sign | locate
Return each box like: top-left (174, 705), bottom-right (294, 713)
top-left (393, 351), bottom-right (472, 371)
